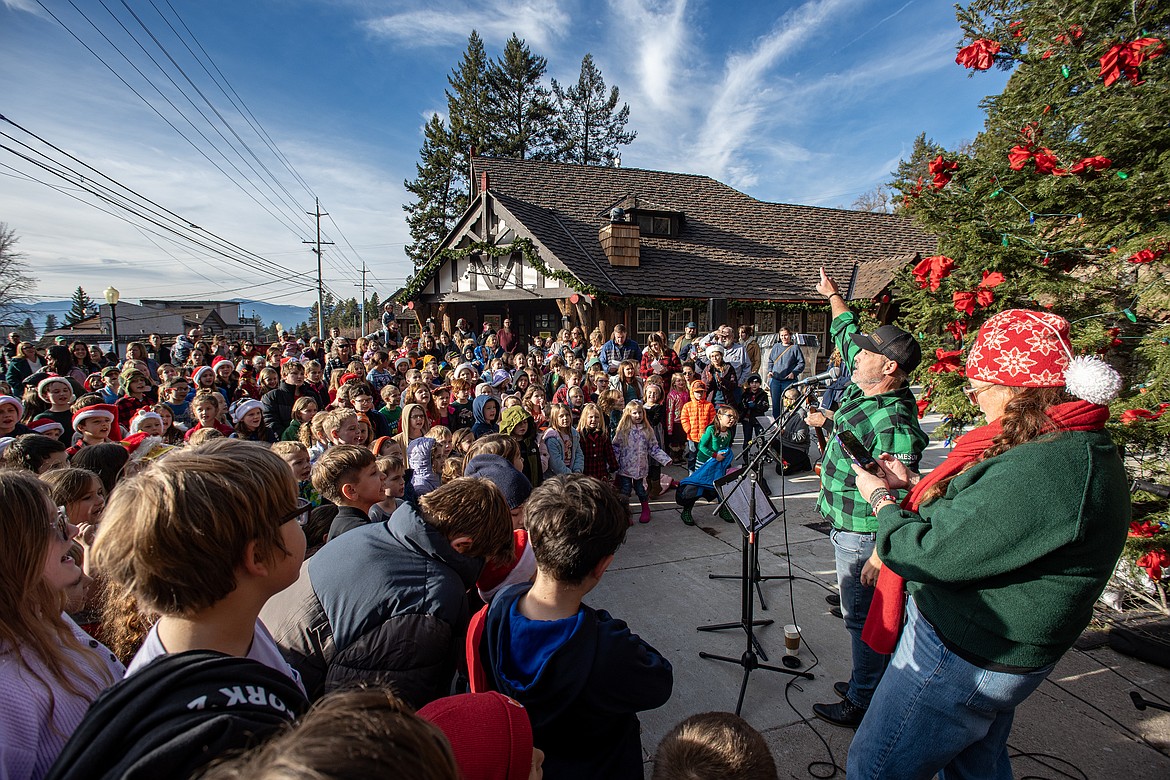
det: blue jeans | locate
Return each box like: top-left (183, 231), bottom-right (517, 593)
top-left (830, 528), bottom-right (888, 708)
top-left (769, 377), bottom-right (795, 419)
top-left (616, 475), bottom-right (648, 501)
top-left (847, 599), bottom-right (1053, 780)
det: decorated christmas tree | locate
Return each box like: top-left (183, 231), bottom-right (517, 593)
top-left (889, 0), bottom-right (1169, 598)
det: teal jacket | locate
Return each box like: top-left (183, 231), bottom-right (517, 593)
top-left (877, 428), bottom-right (1129, 669)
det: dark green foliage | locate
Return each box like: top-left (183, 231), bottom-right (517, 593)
top-left (488, 34), bottom-right (556, 160)
top-left (65, 286), bottom-right (95, 326)
top-left (550, 54), bottom-right (636, 166)
top-left (889, 1), bottom-right (1169, 442)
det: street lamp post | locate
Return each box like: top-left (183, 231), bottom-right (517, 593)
top-left (103, 286), bottom-right (120, 362)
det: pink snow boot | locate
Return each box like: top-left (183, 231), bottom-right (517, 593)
top-left (639, 501), bottom-right (652, 524)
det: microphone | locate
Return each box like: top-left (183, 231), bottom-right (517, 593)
top-left (790, 366), bottom-right (842, 387)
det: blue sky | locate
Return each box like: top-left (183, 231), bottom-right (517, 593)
top-left (0, 0), bottom-right (1009, 307)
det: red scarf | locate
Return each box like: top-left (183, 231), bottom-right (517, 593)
top-left (861, 401), bottom-right (1109, 654)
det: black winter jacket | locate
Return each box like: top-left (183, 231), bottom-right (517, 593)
top-left (261, 381), bottom-right (326, 435)
top-left (260, 502), bottom-right (483, 707)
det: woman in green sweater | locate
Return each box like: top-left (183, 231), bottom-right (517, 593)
top-left (846, 309), bottom-right (1129, 779)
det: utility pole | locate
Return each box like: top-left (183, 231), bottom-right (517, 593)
top-left (303, 197), bottom-right (334, 342)
top-left (355, 263), bottom-right (368, 339)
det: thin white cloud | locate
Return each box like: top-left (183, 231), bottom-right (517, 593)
top-left (2, 0), bottom-right (43, 15)
top-left (606, 0), bottom-right (690, 112)
top-left (689, 0), bottom-right (858, 185)
top-left (362, 0), bottom-right (571, 50)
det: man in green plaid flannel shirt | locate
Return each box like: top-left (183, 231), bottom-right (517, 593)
top-left (808, 267), bottom-right (928, 729)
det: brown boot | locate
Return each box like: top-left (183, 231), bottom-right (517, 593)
top-left (648, 479), bottom-right (662, 499)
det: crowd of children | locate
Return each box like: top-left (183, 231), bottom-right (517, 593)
top-left (0, 319), bottom-right (797, 780)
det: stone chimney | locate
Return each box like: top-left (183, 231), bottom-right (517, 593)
top-left (599, 220), bottom-right (640, 267)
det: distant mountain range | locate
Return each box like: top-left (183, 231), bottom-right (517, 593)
top-left (23, 298), bottom-right (312, 336)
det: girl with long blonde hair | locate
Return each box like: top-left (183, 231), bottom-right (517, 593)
top-left (612, 400), bottom-right (672, 525)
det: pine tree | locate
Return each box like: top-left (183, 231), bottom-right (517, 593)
top-left (18, 317), bottom-right (35, 341)
top-left (64, 286), bottom-right (95, 326)
top-left (43, 314), bottom-right (58, 334)
top-left (551, 54), bottom-right (636, 166)
top-left (403, 114), bottom-right (463, 266)
top-left (447, 31), bottom-right (494, 166)
top-left (402, 31), bottom-right (494, 267)
top-left (887, 0), bottom-right (1169, 595)
top-left (488, 34), bottom-right (556, 160)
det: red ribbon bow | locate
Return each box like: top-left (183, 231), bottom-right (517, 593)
top-left (1128, 248), bottom-right (1165, 264)
top-left (927, 348), bottom-right (963, 375)
top-left (912, 255), bottom-right (956, 291)
top-left (953, 291), bottom-right (978, 316)
top-left (956, 38), bottom-right (1001, 70)
top-left (1069, 156), bottom-right (1112, 174)
top-left (1121, 403), bottom-right (1170, 424)
top-left (1136, 549), bottom-right (1169, 582)
top-left (945, 320), bottom-right (969, 341)
top-left (1129, 521), bottom-right (1164, 538)
top-left (928, 156), bottom-right (958, 189)
top-left (953, 271), bottom-right (1005, 315)
top-left (1100, 37), bottom-right (1164, 86)
top-left (1008, 145), bottom-right (1067, 176)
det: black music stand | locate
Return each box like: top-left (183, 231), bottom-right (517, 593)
top-left (696, 409), bottom-right (814, 715)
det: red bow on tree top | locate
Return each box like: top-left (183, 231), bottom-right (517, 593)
top-left (956, 38), bottom-right (1001, 70)
top-left (928, 156), bottom-right (958, 189)
top-left (1100, 37), bottom-right (1164, 86)
top-left (1136, 549), bottom-right (1169, 582)
top-left (1069, 156), bottom-right (1112, 174)
top-left (912, 255), bottom-right (955, 291)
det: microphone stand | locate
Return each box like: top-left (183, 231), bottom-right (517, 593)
top-left (703, 381), bottom-right (821, 611)
top-left (696, 382), bottom-right (819, 714)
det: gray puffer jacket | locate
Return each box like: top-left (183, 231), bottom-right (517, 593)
top-left (260, 502), bottom-right (483, 707)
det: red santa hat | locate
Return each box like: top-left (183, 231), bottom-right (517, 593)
top-left (417, 692), bottom-right (534, 780)
top-left (476, 529), bottom-right (537, 601)
top-left (191, 365), bottom-right (215, 384)
top-left (72, 404), bottom-right (116, 427)
top-left (212, 356), bottom-right (234, 375)
top-left (28, 418), bottom-right (65, 438)
top-left (120, 432), bottom-right (174, 464)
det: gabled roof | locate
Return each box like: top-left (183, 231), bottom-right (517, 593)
top-left (851, 254), bottom-right (917, 301)
top-left (472, 156), bottom-right (936, 300)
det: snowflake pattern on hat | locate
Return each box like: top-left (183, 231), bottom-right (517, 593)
top-left (967, 309), bottom-right (1071, 388)
top-left (992, 347), bottom-right (1038, 376)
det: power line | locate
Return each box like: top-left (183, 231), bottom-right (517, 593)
top-left (0, 115), bottom-right (314, 285)
top-left (37, 0), bottom-right (313, 240)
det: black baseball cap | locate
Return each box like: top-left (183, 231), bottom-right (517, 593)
top-left (849, 325), bottom-right (921, 373)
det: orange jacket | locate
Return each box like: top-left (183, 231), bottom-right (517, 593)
top-left (681, 399), bottom-right (716, 442)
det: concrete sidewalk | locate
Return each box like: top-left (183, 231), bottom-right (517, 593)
top-left (588, 413), bottom-right (1170, 778)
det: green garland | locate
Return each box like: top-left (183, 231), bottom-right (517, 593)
top-left (399, 236), bottom-right (863, 318)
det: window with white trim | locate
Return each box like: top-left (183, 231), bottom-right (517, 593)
top-left (667, 308), bottom-right (693, 341)
top-left (636, 307), bottom-right (662, 347)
